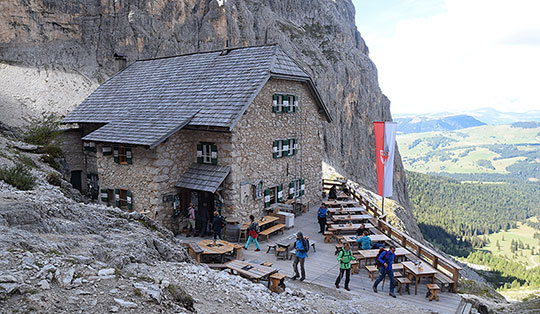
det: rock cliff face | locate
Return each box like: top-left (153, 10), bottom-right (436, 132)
top-left (0, 0), bottom-right (411, 213)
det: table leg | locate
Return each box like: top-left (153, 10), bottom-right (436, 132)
top-left (431, 275), bottom-right (434, 284)
top-left (415, 276), bottom-right (419, 295)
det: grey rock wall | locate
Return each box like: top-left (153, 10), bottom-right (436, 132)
top-left (0, 0), bottom-right (411, 210)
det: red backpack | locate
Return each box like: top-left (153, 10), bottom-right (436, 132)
top-left (375, 249), bottom-right (387, 267)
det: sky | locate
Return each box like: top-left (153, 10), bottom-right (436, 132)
top-left (352, 0), bottom-right (540, 114)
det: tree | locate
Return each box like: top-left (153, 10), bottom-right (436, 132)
top-left (496, 240), bottom-right (501, 251)
top-left (502, 235), bottom-right (505, 241)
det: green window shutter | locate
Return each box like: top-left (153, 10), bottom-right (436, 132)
top-left (272, 94), bottom-right (278, 113)
top-left (126, 147), bottom-right (132, 164)
top-left (289, 181), bottom-right (294, 198)
top-left (301, 179), bottom-right (305, 196)
top-left (278, 185), bottom-right (283, 202)
top-left (197, 143), bottom-right (203, 163)
top-left (102, 145), bottom-right (112, 156)
top-left (282, 95), bottom-right (289, 113)
top-left (211, 144), bottom-right (218, 165)
top-left (127, 191), bottom-right (133, 210)
top-left (264, 189), bottom-right (270, 208)
top-left (272, 141), bottom-right (278, 159)
top-left (100, 189), bottom-right (108, 202)
top-left (115, 189), bottom-right (120, 206)
top-left (292, 95), bottom-right (298, 113)
top-left (282, 139), bottom-right (289, 157)
top-left (292, 138), bottom-right (298, 156)
top-left (113, 146), bottom-right (119, 163)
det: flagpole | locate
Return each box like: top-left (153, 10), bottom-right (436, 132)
top-left (381, 121), bottom-right (385, 216)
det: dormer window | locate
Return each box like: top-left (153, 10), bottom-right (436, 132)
top-left (197, 143), bottom-right (217, 165)
top-left (272, 94), bottom-right (298, 113)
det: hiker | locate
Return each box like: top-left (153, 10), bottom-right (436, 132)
top-left (317, 203), bottom-right (328, 233)
top-left (186, 203), bottom-right (196, 237)
top-left (211, 211), bottom-right (224, 242)
top-left (335, 243), bottom-right (355, 291)
top-left (244, 215), bottom-right (261, 251)
top-left (328, 185), bottom-right (337, 200)
top-left (372, 246), bottom-right (397, 298)
top-left (292, 232), bottom-right (308, 281)
top-left (355, 224), bottom-right (366, 237)
top-left (357, 231), bottom-right (384, 250)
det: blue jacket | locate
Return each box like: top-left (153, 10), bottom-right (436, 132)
top-left (295, 239), bottom-right (307, 258)
top-left (317, 207), bottom-right (327, 219)
top-left (378, 250), bottom-right (395, 271)
top-left (357, 235), bottom-right (372, 250)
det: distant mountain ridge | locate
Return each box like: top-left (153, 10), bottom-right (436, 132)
top-left (395, 114), bottom-right (485, 134)
top-left (395, 108), bottom-right (540, 126)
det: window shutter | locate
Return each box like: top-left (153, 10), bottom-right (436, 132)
top-left (127, 190), bottom-right (133, 210)
top-left (113, 146), bottom-right (119, 163)
top-left (126, 147), bottom-right (132, 164)
top-left (293, 95), bottom-right (298, 112)
top-left (102, 145), bottom-right (112, 156)
top-left (278, 185), bottom-right (283, 202)
top-left (115, 189), bottom-right (120, 206)
top-left (301, 179), bottom-right (305, 196)
top-left (282, 139), bottom-right (289, 157)
top-left (211, 145), bottom-right (218, 165)
top-left (272, 141), bottom-right (278, 159)
top-left (197, 143), bottom-right (203, 163)
top-left (289, 181), bottom-right (295, 198)
top-left (264, 189), bottom-right (270, 208)
top-left (282, 95), bottom-right (289, 113)
top-left (292, 138), bottom-right (297, 156)
top-left (272, 94), bottom-right (278, 113)
top-left (100, 189), bottom-right (108, 202)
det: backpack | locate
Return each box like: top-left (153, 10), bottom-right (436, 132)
top-left (303, 238), bottom-right (310, 253)
top-left (375, 249), bottom-right (387, 268)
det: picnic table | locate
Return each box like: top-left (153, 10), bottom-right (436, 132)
top-left (197, 240), bottom-right (236, 263)
top-left (323, 200), bottom-right (358, 207)
top-left (241, 216), bottom-right (279, 230)
top-left (327, 207), bottom-right (366, 215)
top-left (336, 192), bottom-right (350, 200)
top-left (329, 223), bottom-right (368, 234)
top-left (356, 247), bottom-right (410, 266)
top-left (341, 234), bottom-right (391, 249)
top-left (331, 214), bottom-right (372, 223)
top-left (225, 260), bottom-right (278, 284)
top-left (402, 261), bottom-right (438, 295)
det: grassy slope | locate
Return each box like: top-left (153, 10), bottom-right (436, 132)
top-left (398, 125), bottom-right (540, 175)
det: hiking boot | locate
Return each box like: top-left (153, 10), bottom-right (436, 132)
top-left (335, 284), bottom-right (339, 289)
top-left (345, 287), bottom-right (350, 291)
top-left (255, 249), bottom-right (261, 252)
top-left (291, 276), bottom-right (298, 281)
top-left (372, 286), bottom-right (377, 293)
top-left (299, 277), bottom-right (305, 281)
top-left (243, 247), bottom-right (247, 250)
top-left (389, 292), bottom-right (396, 298)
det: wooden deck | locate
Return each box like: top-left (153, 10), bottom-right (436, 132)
top-left (241, 205), bottom-right (463, 314)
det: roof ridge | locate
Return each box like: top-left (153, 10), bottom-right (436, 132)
top-left (136, 43), bottom-right (279, 62)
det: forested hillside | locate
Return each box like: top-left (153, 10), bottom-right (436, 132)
top-left (407, 171), bottom-right (540, 256)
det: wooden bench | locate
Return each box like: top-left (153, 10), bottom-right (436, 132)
top-left (426, 283), bottom-right (440, 301)
top-left (188, 243), bottom-right (204, 263)
top-left (232, 244), bottom-right (244, 260)
top-left (262, 262), bottom-right (273, 267)
top-left (435, 272), bottom-right (454, 291)
top-left (365, 265), bottom-right (378, 281)
top-left (396, 277), bottom-right (411, 295)
top-left (266, 243), bottom-right (277, 254)
top-left (269, 273), bottom-right (287, 293)
top-left (206, 263), bottom-right (227, 270)
top-left (259, 224), bottom-right (285, 241)
top-left (351, 260), bottom-right (359, 274)
top-left (238, 227), bottom-right (248, 242)
top-left (324, 231), bottom-right (333, 243)
top-left (276, 247), bottom-right (288, 260)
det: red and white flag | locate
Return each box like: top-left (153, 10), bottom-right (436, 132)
top-left (374, 121), bottom-right (397, 197)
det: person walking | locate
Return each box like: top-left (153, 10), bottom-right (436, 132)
top-left (317, 203), bottom-right (328, 233)
top-left (356, 231), bottom-right (385, 250)
top-left (244, 215), bottom-right (261, 251)
top-left (211, 211), bottom-right (224, 242)
top-left (186, 203), bottom-right (196, 237)
top-left (372, 246), bottom-right (397, 298)
top-left (292, 232), bottom-right (308, 281)
top-left (335, 243), bottom-right (355, 291)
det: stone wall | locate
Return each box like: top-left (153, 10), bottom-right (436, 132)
top-left (227, 78), bottom-right (325, 219)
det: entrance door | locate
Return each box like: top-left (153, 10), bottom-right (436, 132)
top-left (198, 191), bottom-right (215, 234)
top-left (70, 170), bottom-right (82, 192)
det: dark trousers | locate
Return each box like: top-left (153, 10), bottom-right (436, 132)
top-left (372, 243), bottom-right (385, 249)
top-left (293, 256), bottom-right (305, 279)
top-left (199, 219), bottom-right (208, 236)
top-left (373, 267), bottom-right (395, 293)
top-left (335, 268), bottom-right (351, 288)
top-left (213, 230), bottom-right (222, 240)
top-left (318, 217), bottom-right (326, 233)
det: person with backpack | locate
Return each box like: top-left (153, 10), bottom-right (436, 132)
top-left (335, 242), bottom-right (355, 291)
top-left (356, 231), bottom-right (385, 250)
top-left (185, 203), bottom-right (196, 237)
top-left (372, 246), bottom-right (397, 298)
top-left (211, 211), bottom-right (224, 242)
top-left (292, 232), bottom-right (309, 281)
top-left (317, 203), bottom-right (328, 233)
top-left (244, 215), bottom-right (261, 251)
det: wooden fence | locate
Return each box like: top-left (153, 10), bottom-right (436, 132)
top-left (323, 178), bottom-right (462, 292)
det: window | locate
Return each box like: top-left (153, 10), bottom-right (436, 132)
top-left (254, 181), bottom-right (263, 199)
top-left (289, 179), bottom-right (305, 198)
top-left (83, 142), bottom-right (96, 152)
top-left (113, 145), bottom-right (132, 164)
top-left (273, 138), bottom-right (297, 159)
top-left (264, 185), bottom-right (284, 208)
top-left (272, 94), bottom-right (298, 113)
top-left (114, 188), bottom-right (133, 210)
top-left (197, 143), bottom-right (217, 164)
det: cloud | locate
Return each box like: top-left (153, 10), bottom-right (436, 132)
top-left (362, 0), bottom-right (540, 114)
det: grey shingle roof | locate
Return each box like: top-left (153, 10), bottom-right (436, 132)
top-left (64, 45), bottom-right (331, 147)
top-left (175, 163), bottom-right (231, 193)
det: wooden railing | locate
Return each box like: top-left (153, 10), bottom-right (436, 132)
top-left (323, 178), bottom-right (462, 292)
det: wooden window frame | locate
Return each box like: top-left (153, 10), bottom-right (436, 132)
top-left (201, 143), bottom-right (212, 164)
top-left (119, 189), bottom-right (128, 208)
